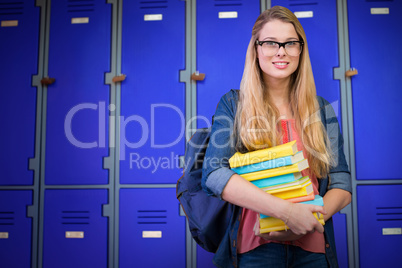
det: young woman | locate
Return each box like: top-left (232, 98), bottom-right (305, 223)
top-left (202, 6), bottom-right (352, 268)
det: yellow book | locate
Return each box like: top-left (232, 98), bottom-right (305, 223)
top-left (259, 212), bottom-right (325, 233)
top-left (229, 140), bottom-right (298, 168)
top-left (240, 159), bottom-right (309, 182)
top-left (267, 178), bottom-right (313, 200)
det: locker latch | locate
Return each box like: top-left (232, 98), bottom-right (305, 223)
top-left (345, 68), bottom-right (358, 77)
top-left (41, 77), bottom-right (56, 85)
top-left (191, 71), bottom-right (205, 81)
top-left (112, 74), bottom-right (126, 83)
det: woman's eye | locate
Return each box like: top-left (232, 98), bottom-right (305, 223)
top-left (264, 41), bottom-right (277, 47)
top-left (286, 41), bottom-right (296, 47)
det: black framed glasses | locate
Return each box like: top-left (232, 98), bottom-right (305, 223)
top-left (256, 40), bottom-right (304, 57)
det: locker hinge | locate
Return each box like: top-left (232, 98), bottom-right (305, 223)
top-left (28, 157), bottom-right (39, 171)
top-left (106, 0), bottom-right (117, 4)
top-left (333, 67), bottom-right (344, 81)
top-left (26, 205), bottom-right (36, 218)
top-left (103, 155), bottom-right (113, 171)
top-left (105, 72), bottom-right (114, 85)
top-left (179, 69), bottom-right (191, 83)
top-left (35, 0), bottom-right (46, 7)
top-left (32, 74), bottom-right (42, 87)
top-left (340, 203), bottom-right (351, 215)
top-left (102, 204), bottom-right (113, 217)
top-left (178, 155), bottom-right (185, 169)
top-left (179, 204), bottom-right (186, 217)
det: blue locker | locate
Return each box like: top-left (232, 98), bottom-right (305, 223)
top-left (196, 0), bottom-right (260, 128)
top-left (348, 0), bottom-right (402, 180)
top-left (272, 0), bottom-right (341, 120)
top-left (45, 0), bottom-right (111, 184)
top-left (332, 212), bottom-right (348, 268)
top-left (120, 0), bottom-right (185, 184)
top-left (0, 0), bottom-right (40, 185)
top-left (43, 189), bottom-right (108, 268)
top-left (197, 245), bottom-right (215, 268)
top-left (357, 185), bottom-right (402, 267)
top-left (119, 188), bottom-right (186, 267)
top-left (0, 191), bottom-right (32, 268)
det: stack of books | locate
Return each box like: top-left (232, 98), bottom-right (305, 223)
top-left (229, 140), bottom-right (325, 233)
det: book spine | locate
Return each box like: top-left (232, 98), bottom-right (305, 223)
top-left (242, 159), bottom-right (308, 181)
top-left (229, 141), bottom-right (297, 168)
top-left (259, 212), bottom-right (324, 232)
top-left (232, 156), bottom-right (293, 175)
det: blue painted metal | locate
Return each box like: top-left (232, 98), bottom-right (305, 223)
top-left (348, 0), bottom-right (402, 180)
top-left (357, 185), bottom-right (402, 267)
top-left (43, 189), bottom-right (108, 268)
top-left (120, 0), bottom-right (185, 184)
top-left (45, 0), bottom-right (111, 185)
top-left (119, 188), bottom-right (186, 267)
top-left (0, 190), bottom-right (33, 268)
top-left (0, 0), bottom-right (40, 185)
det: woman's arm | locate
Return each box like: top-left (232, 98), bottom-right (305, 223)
top-left (322, 188), bottom-right (351, 221)
top-left (222, 173), bottom-right (327, 235)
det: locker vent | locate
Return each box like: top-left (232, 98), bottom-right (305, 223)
top-left (137, 210), bottom-right (167, 224)
top-left (0, 211), bottom-right (14, 226)
top-left (289, 0), bottom-right (318, 6)
top-left (140, 1), bottom-right (168, 9)
top-left (214, 0), bottom-right (242, 7)
top-left (67, 0), bottom-right (95, 13)
top-left (0, 1), bottom-right (24, 16)
top-left (61, 211), bottom-right (90, 225)
top-left (376, 207), bottom-right (402, 221)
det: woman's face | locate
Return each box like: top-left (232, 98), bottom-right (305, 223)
top-left (256, 19), bottom-right (301, 85)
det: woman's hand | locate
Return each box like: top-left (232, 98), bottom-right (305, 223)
top-left (284, 203), bottom-right (326, 235)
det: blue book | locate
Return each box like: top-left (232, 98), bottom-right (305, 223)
top-left (260, 195), bottom-right (324, 219)
top-left (232, 151), bottom-right (304, 175)
top-left (251, 172), bottom-right (302, 188)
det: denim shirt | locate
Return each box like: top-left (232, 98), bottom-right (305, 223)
top-left (202, 89), bottom-right (352, 268)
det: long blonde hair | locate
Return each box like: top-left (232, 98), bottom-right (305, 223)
top-left (235, 6), bottom-right (333, 178)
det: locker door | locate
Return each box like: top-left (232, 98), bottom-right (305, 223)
top-left (0, 0), bottom-right (40, 185)
top-left (43, 189), bottom-right (108, 268)
top-left (357, 185), bottom-right (402, 267)
top-left (348, 0), bottom-right (402, 180)
top-left (196, 0), bottom-right (260, 128)
top-left (45, 0), bottom-right (111, 184)
top-left (120, 0), bottom-right (185, 184)
top-left (332, 212), bottom-right (348, 268)
top-left (119, 188), bottom-right (186, 267)
top-left (271, 0), bottom-right (341, 118)
top-left (197, 245), bottom-right (215, 268)
top-left (0, 191), bottom-right (32, 268)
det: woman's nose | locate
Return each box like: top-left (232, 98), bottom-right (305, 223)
top-left (276, 46), bottom-right (286, 56)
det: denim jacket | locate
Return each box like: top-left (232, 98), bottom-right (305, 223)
top-left (202, 89), bottom-right (352, 268)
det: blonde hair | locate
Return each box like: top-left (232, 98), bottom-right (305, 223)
top-left (235, 6), bottom-right (333, 178)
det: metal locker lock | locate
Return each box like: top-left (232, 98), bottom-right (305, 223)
top-left (345, 68), bottom-right (358, 77)
top-left (112, 74), bottom-right (126, 83)
top-left (41, 77), bottom-right (56, 85)
top-left (191, 71), bottom-right (205, 81)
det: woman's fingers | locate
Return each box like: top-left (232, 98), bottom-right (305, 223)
top-left (286, 203), bottom-right (325, 235)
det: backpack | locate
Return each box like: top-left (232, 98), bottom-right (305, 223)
top-left (176, 127), bottom-right (234, 253)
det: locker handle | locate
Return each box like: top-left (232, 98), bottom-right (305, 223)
top-left (41, 77), bottom-right (56, 85)
top-left (112, 74), bottom-right (126, 83)
top-left (345, 68), bottom-right (358, 77)
top-left (191, 71), bottom-right (205, 81)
